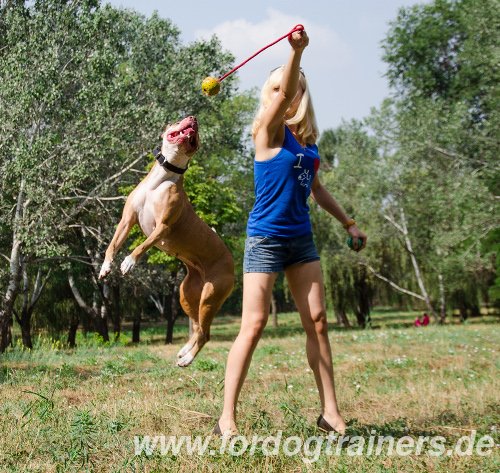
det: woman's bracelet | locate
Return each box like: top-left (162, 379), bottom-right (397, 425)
top-left (343, 218), bottom-right (356, 230)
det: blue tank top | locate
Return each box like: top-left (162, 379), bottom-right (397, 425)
top-left (246, 126), bottom-right (320, 238)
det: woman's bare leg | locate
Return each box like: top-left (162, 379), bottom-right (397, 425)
top-left (217, 272), bottom-right (278, 434)
top-left (285, 261), bottom-right (346, 433)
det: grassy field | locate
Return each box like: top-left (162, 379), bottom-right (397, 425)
top-left (0, 309), bottom-right (498, 472)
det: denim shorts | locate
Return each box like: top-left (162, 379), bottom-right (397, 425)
top-left (243, 233), bottom-right (320, 273)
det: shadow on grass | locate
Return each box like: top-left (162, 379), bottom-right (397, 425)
top-left (121, 312), bottom-right (500, 346)
top-left (346, 416), bottom-right (448, 440)
top-left (346, 404), bottom-right (498, 440)
top-left (346, 417), bottom-right (440, 438)
top-left (137, 321), bottom-right (370, 345)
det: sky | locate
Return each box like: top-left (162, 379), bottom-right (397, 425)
top-left (105, 0), bottom-right (427, 133)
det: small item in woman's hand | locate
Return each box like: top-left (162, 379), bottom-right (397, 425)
top-left (347, 236), bottom-right (364, 251)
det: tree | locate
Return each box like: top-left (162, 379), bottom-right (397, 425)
top-left (314, 121), bottom-right (380, 327)
top-left (365, 97), bottom-right (496, 322)
top-left (0, 0), bottom-right (256, 350)
top-left (383, 0), bottom-right (498, 121)
top-left (380, 0), bottom-right (498, 317)
top-left (382, 0), bottom-right (499, 196)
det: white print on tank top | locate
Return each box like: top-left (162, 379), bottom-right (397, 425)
top-left (298, 169), bottom-right (311, 187)
top-left (294, 153), bottom-right (311, 188)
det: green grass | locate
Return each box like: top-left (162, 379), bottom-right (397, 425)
top-left (0, 310), bottom-right (498, 472)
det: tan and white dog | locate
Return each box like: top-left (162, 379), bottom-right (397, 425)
top-left (99, 116), bottom-right (234, 366)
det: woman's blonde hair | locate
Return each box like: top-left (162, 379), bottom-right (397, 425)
top-left (251, 66), bottom-right (319, 145)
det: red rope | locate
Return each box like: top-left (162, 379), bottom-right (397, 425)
top-left (218, 24), bottom-right (304, 82)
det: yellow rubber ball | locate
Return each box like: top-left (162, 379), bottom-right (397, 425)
top-left (201, 76), bottom-right (221, 96)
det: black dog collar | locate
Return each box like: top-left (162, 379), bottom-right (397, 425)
top-left (153, 147), bottom-right (188, 175)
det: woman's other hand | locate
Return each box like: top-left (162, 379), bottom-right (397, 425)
top-left (347, 225), bottom-right (367, 252)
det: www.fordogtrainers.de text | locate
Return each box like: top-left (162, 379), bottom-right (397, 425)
top-left (134, 430), bottom-right (497, 463)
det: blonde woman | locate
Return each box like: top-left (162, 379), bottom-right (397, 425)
top-left (214, 28), bottom-right (367, 436)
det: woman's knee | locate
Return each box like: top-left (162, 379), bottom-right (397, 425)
top-left (305, 309), bottom-right (328, 336)
top-left (240, 315), bottom-right (267, 342)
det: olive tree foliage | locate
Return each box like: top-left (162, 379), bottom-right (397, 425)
top-left (366, 99), bottom-right (496, 322)
top-left (314, 122), bottom-right (382, 327)
top-left (315, 101), bottom-right (495, 326)
top-left (314, 0), bottom-right (498, 326)
top-left (0, 0), bottom-right (256, 350)
top-left (382, 0), bottom-right (499, 199)
top-left (379, 0), bottom-right (499, 316)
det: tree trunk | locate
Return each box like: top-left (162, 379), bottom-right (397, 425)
top-left (330, 273), bottom-right (350, 328)
top-left (438, 273), bottom-right (446, 323)
top-left (95, 310), bottom-right (109, 342)
top-left (67, 313), bottom-right (79, 348)
top-left (271, 293), bottom-right (278, 327)
top-left (354, 267), bottom-right (372, 328)
top-left (111, 284), bottom-right (121, 341)
top-left (354, 310), bottom-right (366, 328)
top-left (169, 276), bottom-right (181, 341)
top-left (0, 311), bottom-right (13, 351)
top-left (132, 310), bottom-right (141, 343)
top-left (18, 264), bottom-right (50, 350)
top-left (0, 183), bottom-right (25, 352)
top-left (382, 207), bottom-right (438, 320)
top-left (68, 273), bottom-right (109, 342)
top-left (98, 284), bottom-right (110, 342)
top-left (334, 308), bottom-right (350, 327)
top-left (20, 313), bottom-right (33, 349)
top-left (398, 207), bottom-right (437, 320)
top-left (165, 316), bottom-right (175, 344)
top-left (81, 310), bottom-right (91, 336)
top-left (470, 303), bottom-right (480, 317)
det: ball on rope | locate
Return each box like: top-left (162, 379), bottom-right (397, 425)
top-left (201, 76), bottom-right (221, 96)
top-left (201, 25), bottom-right (305, 97)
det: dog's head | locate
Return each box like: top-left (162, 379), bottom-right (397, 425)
top-left (161, 116), bottom-right (199, 167)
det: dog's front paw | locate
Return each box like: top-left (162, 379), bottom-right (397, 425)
top-left (120, 255), bottom-right (136, 275)
top-left (98, 260), bottom-right (112, 280)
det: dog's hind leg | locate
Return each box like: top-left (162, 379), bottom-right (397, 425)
top-left (177, 260), bottom-right (234, 367)
top-left (177, 265), bottom-right (203, 360)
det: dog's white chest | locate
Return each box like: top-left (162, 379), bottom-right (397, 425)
top-left (137, 180), bottom-right (176, 236)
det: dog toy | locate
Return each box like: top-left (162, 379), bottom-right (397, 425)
top-left (201, 76), bottom-right (221, 96)
top-left (201, 24), bottom-right (305, 96)
top-left (347, 236), bottom-right (364, 251)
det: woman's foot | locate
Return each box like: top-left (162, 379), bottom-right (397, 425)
top-left (316, 412), bottom-right (346, 435)
top-left (213, 417), bottom-right (238, 437)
